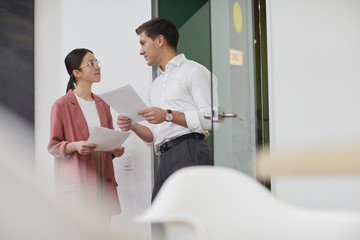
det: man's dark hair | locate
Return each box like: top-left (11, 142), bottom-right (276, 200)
top-left (135, 17), bottom-right (179, 51)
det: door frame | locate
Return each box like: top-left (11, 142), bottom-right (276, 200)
top-left (153, 0), bottom-right (270, 188)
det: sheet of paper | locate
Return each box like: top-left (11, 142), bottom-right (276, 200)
top-left (98, 84), bottom-right (148, 123)
top-left (87, 126), bottom-right (131, 151)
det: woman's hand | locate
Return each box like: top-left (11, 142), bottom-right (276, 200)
top-left (111, 146), bottom-right (125, 157)
top-left (75, 141), bottom-right (97, 155)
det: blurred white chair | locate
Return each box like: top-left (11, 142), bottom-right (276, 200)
top-left (136, 166), bottom-right (360, 240)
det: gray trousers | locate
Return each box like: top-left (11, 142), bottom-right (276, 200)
top-left (152, 137), bottom-right (214, 202)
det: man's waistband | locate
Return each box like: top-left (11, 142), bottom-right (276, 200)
top-left (159, 132), bottom-right (206, 154)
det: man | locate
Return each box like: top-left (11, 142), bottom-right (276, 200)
top-left (117, 17), bottom-right (218, 201)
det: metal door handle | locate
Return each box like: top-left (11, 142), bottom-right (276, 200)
top-left (204, 107), bottom-right (245, 122)
top-left (221, 112), bottom-right (245, 120)
top-left (219, 112), bottom-right (238, 118)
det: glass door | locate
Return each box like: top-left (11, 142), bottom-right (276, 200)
top-left (210, 0), bottom-right (257, 177)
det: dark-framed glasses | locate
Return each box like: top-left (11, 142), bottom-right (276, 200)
top-left (78, 60), bottom-right (101, 70)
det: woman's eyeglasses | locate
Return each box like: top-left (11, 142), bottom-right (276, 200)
top-left (78, 60), bottom-right (101, 70)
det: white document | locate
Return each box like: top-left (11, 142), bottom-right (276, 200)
top-left (98, 85), bottom-right (148, 123)
top-left (87, 126), bottom-right (131, 151)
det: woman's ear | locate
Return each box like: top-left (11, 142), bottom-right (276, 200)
top-left (72, 69), bottom-right (81, 78)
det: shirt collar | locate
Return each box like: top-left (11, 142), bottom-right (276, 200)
top-left (157, 53), bottom-right (186, 76)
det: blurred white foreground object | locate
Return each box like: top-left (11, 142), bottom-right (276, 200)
top-left (0, 105), bottom-right (121, 240)
top-left (136, 166), bottom-right (360, 240)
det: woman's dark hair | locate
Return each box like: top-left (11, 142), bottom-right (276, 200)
top-left (64, 48), bottom-right (93, 93)
top-left (135, 17), bottom-right (179, 51)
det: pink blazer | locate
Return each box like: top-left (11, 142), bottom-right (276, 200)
top-left (48, 90), bottom-right (121, 216)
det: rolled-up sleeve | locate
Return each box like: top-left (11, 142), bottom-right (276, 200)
top-left (185, 65), bottom-right (219, 131)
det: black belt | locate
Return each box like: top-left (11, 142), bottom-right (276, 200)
top-left (160, 133), bottom-right (206, 154)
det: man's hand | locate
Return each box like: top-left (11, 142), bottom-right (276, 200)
top-left (138, 107), bottom-right (167, 124)
top-left (117, 115), bottom-right (133, 131)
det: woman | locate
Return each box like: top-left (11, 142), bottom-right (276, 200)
top-left (48, 48), bottom-right (123, 224)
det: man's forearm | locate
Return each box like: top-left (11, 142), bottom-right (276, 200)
top-left (171, 110), bottom-right (187, 128)
top-left (131, 123), bottom-right (154, 142)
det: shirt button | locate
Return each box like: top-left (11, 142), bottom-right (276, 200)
top-left (107, 178), bottom-right (112, 182)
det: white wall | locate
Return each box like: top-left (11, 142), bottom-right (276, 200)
top-left (267, 0), bottom-right (360, 210)
top-left (35, 0), bottom-right (152, 238)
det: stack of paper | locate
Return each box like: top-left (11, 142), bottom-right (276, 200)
top-left (87, 126), bottom-right (131, 151)
top-left (98, 84), bottom-right (148, 123)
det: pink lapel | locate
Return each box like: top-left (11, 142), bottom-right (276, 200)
top-left (66, 90), bottom-right (90, 140)
top-left (93, 93), bottom-right (109, 128)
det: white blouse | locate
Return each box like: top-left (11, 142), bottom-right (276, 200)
top-left (75, 93), bottom-right (100, 133)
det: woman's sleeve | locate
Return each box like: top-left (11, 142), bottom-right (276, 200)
top-left (104, 103), bottom-right (117, 159)
top-left (47, 102), bottom-right (71, 160)
top-left (107, 105), bottom-right (115, 130)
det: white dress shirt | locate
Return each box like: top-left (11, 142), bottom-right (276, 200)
top-left (149, 53), bottom-right (219, 154)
